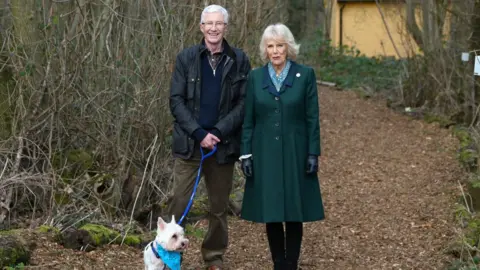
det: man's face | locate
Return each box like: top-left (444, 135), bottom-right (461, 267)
top-left (200, 12), bottom-right (227, 46)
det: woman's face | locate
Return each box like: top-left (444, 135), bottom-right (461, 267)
top-left (266, 39), bottom-right (288, 68)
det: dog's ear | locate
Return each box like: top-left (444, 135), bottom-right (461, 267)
top-left (157, 217), bottom-right (166, 231)
top-left (170, 215), bottom-right (176, 224)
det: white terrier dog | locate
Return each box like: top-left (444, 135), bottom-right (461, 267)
top-left (143, 215), bottom-right (189, 270)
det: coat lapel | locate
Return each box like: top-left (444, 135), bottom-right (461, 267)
top-left (261, 61), bottom-right (299, 97)
top-left (278, 61), bottom-right (299, 94)
top-left (262, 64), bottom-right (279, 96)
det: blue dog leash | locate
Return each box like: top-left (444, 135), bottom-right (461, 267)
top-left (177, 145), bottom-right (217, 225)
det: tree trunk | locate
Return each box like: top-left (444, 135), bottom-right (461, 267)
top-left (470, 1), bottom-right (480, 125)
top-left (406, 0), bottom-right (424, 50)
top-left (448, 0), bottom-right (475, 53)
top-left (406, 0), bottom-right (449, 53)
top-left (304, 0), bottom-right (327, 38)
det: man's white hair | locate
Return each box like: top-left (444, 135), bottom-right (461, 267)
top-left (259, 23), bottom-right (300, 62)
top-left (200, 5), bottom-right (229, 24)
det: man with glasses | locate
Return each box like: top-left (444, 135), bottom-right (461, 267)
top-left (168, 4), bottom-right (251, 270)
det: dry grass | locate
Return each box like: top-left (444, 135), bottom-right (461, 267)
top-left (0, 0), bottom-right (289, 228)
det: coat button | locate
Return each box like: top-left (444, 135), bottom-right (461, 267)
top-left (275, 136), bottom-right (279, 140)
top-left (275, 109), bottom-right (279, 113)
top-left (275, 123), bottom-right (279, 127)
top-left (275, 97), bottom-right (279, 100)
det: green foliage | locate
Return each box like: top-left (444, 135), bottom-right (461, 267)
top-left (297, 30), bottom-right (404, 92)
top-left (188, 195), bottom-right (209, 218)
top-left (453, 126), bottom-right (479, 172)
top-left (123, 235), bottom-right (142, 246)
top-left (37, 225), bottom-right (59, 234)
top-left (450, 203), bottom-right (480, 269)
top-left (0, 234), bottom-right (30, 269)
top-left (52, 149), bottom-right (95, 180)
top-left (423, 112), bottom-right (456, 128)
top-left (78, 223), bottom-right (145, 247)
top-left (4, 262), bottom-right (25, 270)
top-left (184, 223), bottom-right (206, 239)
top-left (448, 259), bottom-right (479, 270)
top-left (50, 148), bottom-right (97, 206)
top-left (79, 223), bottom-right (119, 246)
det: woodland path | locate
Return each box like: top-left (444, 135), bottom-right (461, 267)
top-left (26, 86), bottom-right (464, 269)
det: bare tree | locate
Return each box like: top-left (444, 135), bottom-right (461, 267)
top-left (0, 0), bottom-right (286, 227)
top-left (405, 0), bottom-right (449, 53)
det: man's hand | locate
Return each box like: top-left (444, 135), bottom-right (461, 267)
top-left (200, 133), bottom-right (220, 150)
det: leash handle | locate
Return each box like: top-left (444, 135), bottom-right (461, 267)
top-left (177, 145), bottom-right (217, 225)
top-left (200, 144), bottom-right (217, 160)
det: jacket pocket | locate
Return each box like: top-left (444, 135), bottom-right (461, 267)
top-left (224, 132), bottom-right (241, 156)
top-left (187, 78), bottom-right (195, 100)
top-left (232, 74), bottom-right (247, 85)
top-left (230, 74), bottom-right (247, 100)
top-left (172, 124), bottom-right (189, 154)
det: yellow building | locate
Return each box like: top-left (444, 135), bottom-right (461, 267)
top-left (330, 0), bottom-right (419, 58)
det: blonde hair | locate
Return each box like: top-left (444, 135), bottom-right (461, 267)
top-left (259, 23), bottom-right (300, 62)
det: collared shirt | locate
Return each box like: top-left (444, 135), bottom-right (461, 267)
top-left (201, 39), bottom-right (226, 72)
top-left (268, 60), bottom-right (292, 92)
top-left (207, 50), bottom-right (223, 70)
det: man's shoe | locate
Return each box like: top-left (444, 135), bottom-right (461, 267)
top-left (206, 266), bottom-right (221, 270)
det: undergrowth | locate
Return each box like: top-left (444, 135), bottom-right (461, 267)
top-left (297, 31), bottom-right (480, 270)
top-left (297, 31), bottom-right (404, 93)
top-left (445, 126), bottom-right (480, 269)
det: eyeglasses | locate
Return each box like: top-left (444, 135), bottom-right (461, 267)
top-left (202, 21), bottom-right (227, 29)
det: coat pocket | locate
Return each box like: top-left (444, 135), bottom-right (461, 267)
top-left (187, 78), bottom-right (196, 100)
top-left (172, 124), bottom-right (189, 154)
top-left (230, 74), bottom-right (247, 100)
top-left (232, 74), bottom-right (247, 85)
top-left (225, 133), bottom-right (241, 156)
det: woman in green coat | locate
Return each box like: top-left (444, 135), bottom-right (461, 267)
top-left (239, 23), bottom-right (325, 270)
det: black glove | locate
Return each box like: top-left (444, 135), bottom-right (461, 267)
top-left (306, 155), bottom-right (318, 174)
top-left (241, 157), bottom-right (253, 178)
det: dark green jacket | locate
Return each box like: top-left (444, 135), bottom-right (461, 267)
top-left (240, 61), bottom-right (325, 223)
top-left (169, 39), bottom-right (251, 164)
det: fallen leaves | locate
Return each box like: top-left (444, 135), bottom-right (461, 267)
top-left (23, 86), bottom-right (464, 269)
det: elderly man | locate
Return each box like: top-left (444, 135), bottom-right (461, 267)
top-left (168, 4), bottom-right (251, 270)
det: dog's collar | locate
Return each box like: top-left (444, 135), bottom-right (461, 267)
top-left (150, 241), bottom-right (162, 259)
top-left (150, 241), bottom-right (181, 270)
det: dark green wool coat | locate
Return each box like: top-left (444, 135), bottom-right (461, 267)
top-left (240, 61), bottom-right (325, 223)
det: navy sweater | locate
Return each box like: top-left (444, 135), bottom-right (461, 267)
top-left (192, 54), bottom-right (225, 142)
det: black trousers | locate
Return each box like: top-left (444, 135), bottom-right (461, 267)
top-left (266, 222), bottom-right (303, 264)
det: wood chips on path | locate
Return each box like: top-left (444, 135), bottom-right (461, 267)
top-left (26, 86), bottom-right (465, 269)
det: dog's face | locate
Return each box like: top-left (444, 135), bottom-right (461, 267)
top-left (155, 215), bottom-right (189, 251)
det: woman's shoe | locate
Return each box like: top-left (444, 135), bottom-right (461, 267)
top-left (273, 259), bottom-right (285, 270)
top-left (284, 261), bottom-right (298, 270)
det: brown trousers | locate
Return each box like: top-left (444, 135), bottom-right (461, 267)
top-left (167, 147), bottom-right (234, 267)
